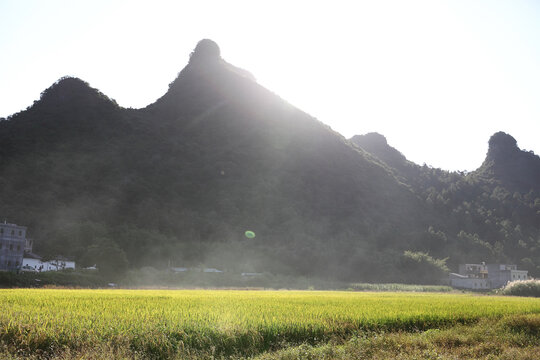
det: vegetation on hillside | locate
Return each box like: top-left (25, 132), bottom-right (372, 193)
top-left (351, 131), bottom-right (540, 277)
top-left (0, 40), bottom-right (539, 283)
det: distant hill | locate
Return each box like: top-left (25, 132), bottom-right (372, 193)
top-left (352, 131), bottom-right (540, 277)
top-left (1, 40), bottom-right (539, 282)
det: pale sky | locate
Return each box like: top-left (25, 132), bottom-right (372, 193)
top-left (1, 0), bottom-right (539, 171)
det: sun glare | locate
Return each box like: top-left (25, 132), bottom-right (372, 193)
top-left (0, 0), bottom-right (539, 170)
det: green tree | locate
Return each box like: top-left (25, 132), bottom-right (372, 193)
top-left (81, 239), bottom-right (128, 279)
top-left (398, 251), bottom-right (449, 285)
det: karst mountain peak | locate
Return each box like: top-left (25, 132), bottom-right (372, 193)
top-left (188, 39), bottom-right (223, 65)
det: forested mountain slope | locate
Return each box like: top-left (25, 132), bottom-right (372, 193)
top-left (351, 132), bottom-right (540, 277)
top-left (0, 40), bottom-right (433, 281)
top-left (1, 39), bottom-right (538, 282)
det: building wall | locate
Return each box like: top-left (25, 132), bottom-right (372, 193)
top-left (22, 258), bottom-right (76, 272)
top-left (487, 264), bottom-right (528, 288)
top-left (509, 270), bottom-right (528, 282)
top-left (458, 263), bottom-right (488, 278)
top-left (450, 277), bottom-right (490, 289)
top-left (24, 238), bottom-right (34, 253)
top-left (22, 258), bottom-right (42, 271)
top-left (0, 223), bottom-right (27, 271)
top-left (45, 260), bottom-right (75, 271)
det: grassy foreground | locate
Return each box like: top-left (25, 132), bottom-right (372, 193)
top-left (1, 289), bottom-right (540, 359)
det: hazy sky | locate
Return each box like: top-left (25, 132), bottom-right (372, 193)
top-left (1, 0), bottom-right (539, 171)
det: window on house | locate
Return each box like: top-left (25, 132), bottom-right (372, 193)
top-left (11, 230), bottom-right (14, 236)
top-left (18, 231), bottom-right (22, 236)
top-left (16, 245), bottom-right (20, 251)
top-left (7, 261), bottom-right (11, 266)
top-left (9, 244), bottom-right (13, 250)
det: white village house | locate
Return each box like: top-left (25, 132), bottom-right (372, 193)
top-left (21, 252), bottom-right (43, 271)
top-left (22, 255), bottom-right (75, 272)
top-left (449, 262), bottom-right (528, 290)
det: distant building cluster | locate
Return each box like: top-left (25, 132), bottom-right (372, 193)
top-left (449, 263), bottom-right (528, 290)
top-left (22, 254), bottom-right (75, 272)
top-left (0, 220), bottom-right (75, 272)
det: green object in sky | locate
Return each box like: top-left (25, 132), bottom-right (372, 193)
top-left (245, 230), bottom-right (256, 239)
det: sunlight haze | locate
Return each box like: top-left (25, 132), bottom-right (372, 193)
top-left (1, 0), bottom-right (539, 171)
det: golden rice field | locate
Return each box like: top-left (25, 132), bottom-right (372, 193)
top-left (1, 289), bottom-right (540, 359)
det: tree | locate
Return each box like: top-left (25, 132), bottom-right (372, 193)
top-left (80, 239), bottom-right (128, 279)
top-left (398, 251), bottom-right (449, 284)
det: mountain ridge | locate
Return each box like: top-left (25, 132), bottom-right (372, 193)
top-left (1, 39), bottom-right (539, 281)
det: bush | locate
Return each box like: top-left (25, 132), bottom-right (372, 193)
top-left (397, 251), bottom-right (449, 285)
top-left (502, 279), bottom-right (540, 297)
top-left (0, 270), bottom-right (107, 288)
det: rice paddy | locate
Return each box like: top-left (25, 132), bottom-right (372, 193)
top-left (1, 289), bottom-right (540, 359)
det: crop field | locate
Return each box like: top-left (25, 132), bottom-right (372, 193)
top-left (1, 289), bottom-right (540, 359)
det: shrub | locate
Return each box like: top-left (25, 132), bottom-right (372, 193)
top-left (502, 279), bottom-right (540, 297)
top-left (397, 251), bottom-right (449, 285)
